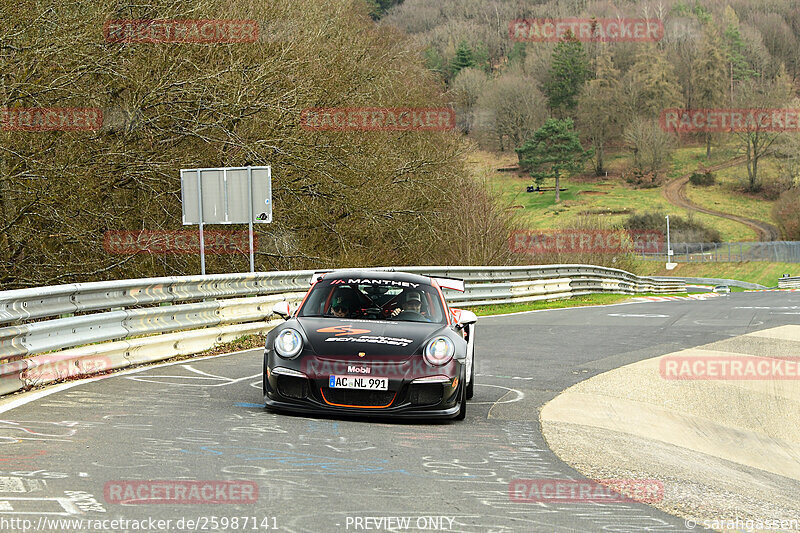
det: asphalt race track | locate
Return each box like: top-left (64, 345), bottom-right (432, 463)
top-left (2, 291), bottom-right (796, 533)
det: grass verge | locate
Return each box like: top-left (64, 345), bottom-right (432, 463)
top-left (635, 261), bottom-right (798, 287)
top-left (472, 147), bottom-right (764, 242)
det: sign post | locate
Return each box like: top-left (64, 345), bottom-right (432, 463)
top-left (665, 215), bottom-right (677, 270)
top-left (180, 166), bottom-right (272, 274)
top-left (247, 166), bottom-right (254, 273)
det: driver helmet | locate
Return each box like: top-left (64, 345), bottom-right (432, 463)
top-left (405, 292), bottom-right (422, 304)
top-left (331, 295), bottom-right (350, 313)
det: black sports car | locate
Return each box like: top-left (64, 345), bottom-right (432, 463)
top-left (263, 270), bottom-right (477, 420)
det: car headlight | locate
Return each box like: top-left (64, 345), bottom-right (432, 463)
top-left (424, 336), bottom-right (455, 366)
top-left (274, 329), bottom-right (303, 359)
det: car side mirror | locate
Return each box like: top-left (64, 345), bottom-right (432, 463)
top-left (456, 310), bottom-right (477, 329)
top-left (272, 301), bottom-right (291, 319)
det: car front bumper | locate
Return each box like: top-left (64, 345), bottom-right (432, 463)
top-left (263, 356), bottom-right (464, 419)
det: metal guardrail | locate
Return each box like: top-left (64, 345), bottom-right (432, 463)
top-left (0, 271), bottom-right (314, 324)
top-left (0, 265), bottom-right (684, 396)
top-left (779, 277), bottom-right (800, 289)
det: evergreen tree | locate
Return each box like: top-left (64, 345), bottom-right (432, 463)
top-left (515, 119), bottom-right (592, 203)
top-left (423, 46), bottom-right (445, 75)
top-left (450, 40), bottom-right (475, 78)
top-left (366, 0), bottom-right (404, 20)
top-left (627, 44), bottom-right (684, 118)
top-left (508, 42), bottom-right (527, 66)
top-left (670, 1), bottom-right (711, 24)
top-left (693, 2), bottom-right (713, 24)
top-left (692, 24), bottom-right (728, 157)
top-left (722, 6), bottom-right (759, 82)
top-left (472, 41), bottom-right (490, 73)
top-left (543, 32), bottom-right (589, 116)
top-left (577, 46), bottom-right (620, 175)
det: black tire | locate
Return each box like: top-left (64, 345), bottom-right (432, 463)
top-left (466, 356), bottom-right (474, 400)
top-left (454, 369), bottom-right (467, 420)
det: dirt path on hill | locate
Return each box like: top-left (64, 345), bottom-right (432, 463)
top-left (662, 155), bottom-right (780, 241)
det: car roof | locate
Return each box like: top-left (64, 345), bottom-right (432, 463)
top-left (320, 269), bottom-right (435, 286)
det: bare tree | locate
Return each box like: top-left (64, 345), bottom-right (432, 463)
top-left (732, 69), bottom-right (794, 191)
top-left (624, 118), bottom-right (676, 176)
top-left (450, 67), bottom-right (488, 134)
top-left (0, 0), bottom-right (517, 288)
top-left (474, 72), bottom-right (548, 152)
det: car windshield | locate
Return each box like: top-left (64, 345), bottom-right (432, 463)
top-left (298, 278), bottom-right (447, 323)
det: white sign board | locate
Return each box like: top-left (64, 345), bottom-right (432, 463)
top-left (180, 166), bottom-right (271, 225)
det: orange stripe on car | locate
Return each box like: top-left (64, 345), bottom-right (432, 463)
top-left (320, 389), bottom-right (396, 409)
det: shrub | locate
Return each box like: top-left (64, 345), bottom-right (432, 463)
top-left (622, 168), bottom-right (660, 189)
top-left (624, 211), bottom-right (721, 243)
top-left (757, 172), bottom-right (794, 201)
top-left (513, 215), bottom-right (642, 273)
top-left (689, 170), bottom-right (715, 186)
top-left (773, 188), bottom-right (800, 240)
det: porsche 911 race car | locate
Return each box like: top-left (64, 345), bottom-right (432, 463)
top-left (263, 270), bottom-right (477, 420)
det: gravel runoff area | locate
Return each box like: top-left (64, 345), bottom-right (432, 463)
top-left (541, 325), bottom-right (800, 532)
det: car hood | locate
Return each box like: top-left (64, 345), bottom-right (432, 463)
top-left (297, 317), bottom-right (446, 357)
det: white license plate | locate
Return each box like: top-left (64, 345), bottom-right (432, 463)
top-left (328, 375), bottom-right (388, 391)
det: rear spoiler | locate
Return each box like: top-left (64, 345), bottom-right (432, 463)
top-left (311, 271), bottom-right (465, 292)
top-left (310, 270), bottom-right (334, 285)
top-left (431, 276), bottom-right (465, 292)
